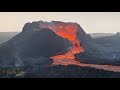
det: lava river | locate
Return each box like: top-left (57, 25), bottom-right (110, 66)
top-left (40, 22), bottom-right (120, 72)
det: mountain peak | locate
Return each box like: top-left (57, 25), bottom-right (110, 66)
top-left (22, 20), bottom-right (80, 32)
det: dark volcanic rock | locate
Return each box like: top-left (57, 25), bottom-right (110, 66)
top-left (0, 26), bottom-right (72, 66)
top-left (19, 65), bottom-right (120, 78)
top-left (1, 64), bottom-right (120, 78)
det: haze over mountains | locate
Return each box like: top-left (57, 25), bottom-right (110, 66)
top-left (0, 32), bottom-right (19, 44)
top-left (90, 33), bottom-right (115, 38)
top-left (93, 32), bottom-right (120, 50)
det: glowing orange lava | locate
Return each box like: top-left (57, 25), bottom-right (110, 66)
top-left (39, 22), bottom-right (120, 72)
top-left (43, 23), bottom-right (85, 66)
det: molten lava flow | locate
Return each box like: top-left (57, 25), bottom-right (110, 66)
top-left (39, 22), bottom-right (120, 72)
top-left (44, 24), bottom-right (85, 66)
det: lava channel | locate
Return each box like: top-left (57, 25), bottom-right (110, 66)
top-left (40, 22), bottom-right (120, 72)
top-left (42, 23), bottom-right (85, 66)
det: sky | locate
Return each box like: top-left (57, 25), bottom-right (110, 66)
top-left (0, 12), bottom-right (120, 33)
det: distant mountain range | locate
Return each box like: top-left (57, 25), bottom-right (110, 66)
top-left (90, 33), bottom-right (115, 38)
top-left (93, 32), bottom-right (120, 50)
top-left (0, 32), bottom-right (19, 44)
